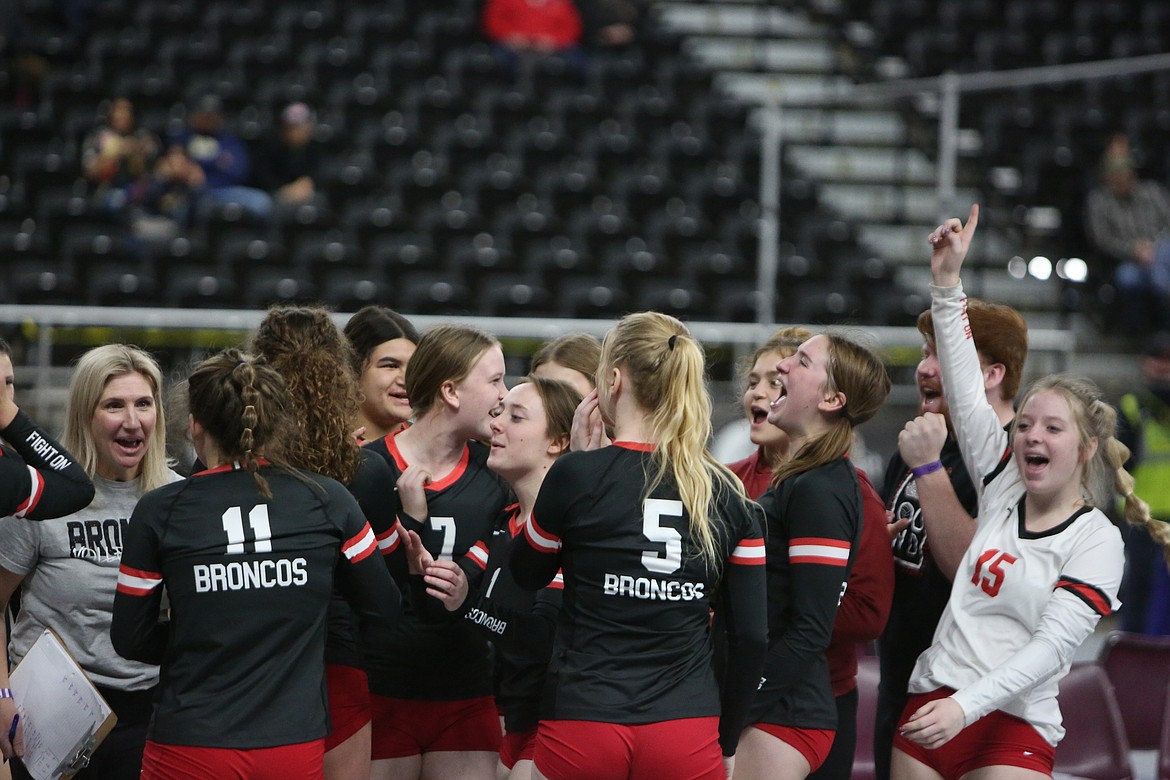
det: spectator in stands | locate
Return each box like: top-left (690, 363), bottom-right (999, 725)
top-left (576, 0), bottom-right (642, 48)
top-left (1086, 133), bottom-right (1170, 337)
top-left (1116, 331), bottom-right (1170, 636)
top-left (82, 97), bottom-right (159, 213)
top-left (254, 102), bottom-right (326, 208)
top-left (130, 145), bottom-right (205, 242)
top-left (168, 94), bottom-right (273, 222)
top-left (482, 0), bottom-right (587, 73)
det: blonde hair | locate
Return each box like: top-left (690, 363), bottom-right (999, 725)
top-left (600, 312), bottom-right (747, 567)
top-left (63, 344), bottom-right (172, 493)
top-left (1016, 375), bottom-right (1169, 558)
top-left (406, 324), bottom-right (500, 419)
top-left (774, 332), bottom-right (891, 485)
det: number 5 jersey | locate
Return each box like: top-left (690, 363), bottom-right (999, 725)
top-left (509, 442), bottom-right (768, 756)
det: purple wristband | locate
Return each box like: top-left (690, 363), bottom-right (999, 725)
top-left (910, 460), bottom-right (944, 479)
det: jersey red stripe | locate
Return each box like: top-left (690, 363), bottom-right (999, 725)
top-left (14, 466), bottom-right (43, 517)
top-left (1056, 577), bottom-right (1113, 617)
top-left (524, 514), bottom-right (561, 553)
top-left (789, 554), bottom-right (850, 567)
top-left (789, 537), bottom-right (850, 549)
top-left (120, 564), bottom-right (163, 581)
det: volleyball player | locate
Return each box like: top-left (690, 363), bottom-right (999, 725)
top-left (364, 324), bottom-right (510, 780)
top-left (0, 338), bottom-right (94, 523)
top-left (735, 331), bottom-right (891, 780)
top-left (251, 306), bottom-right (401, 779)
top-left (729, 328), bottom-right (894, 780)
top-left (343, 306), bottom-right (420, 442)
top-left (529, 333), bottom-right (601, 398)
top-left (111, 349), bottom-right (400, 779)
top-left (890, 206), bottom-right (1163, 778)
top-left (511, 311), bottom-right (768, 780)
top-left (401, 376), bottom-right (581, 780)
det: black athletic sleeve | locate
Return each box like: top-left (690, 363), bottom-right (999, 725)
top-left (0, 409), bottom-right (95, 520)
top-left (510, 458), bottom-right (576, 590)
top-left (351, 449), bottom-right (409, 585)
top-left (111, 491), bottom-right (169, 664)
top-left (758, 470), bottom-right (857, 700)
top-left (332, 484), bottom-right (403, 656)
top-left (716, 500), bottom-right (769, 756)
top-left (495, 573), bottom-right (563, 655)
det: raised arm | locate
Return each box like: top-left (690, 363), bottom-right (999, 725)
top-left (929, 205), bottom-right (1014, 486)
top-left (0, 402), bottom-right (95, 520)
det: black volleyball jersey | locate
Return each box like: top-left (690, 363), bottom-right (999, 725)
top-left (326, 447), bottom-right (400, 668)
top-left (510, 443), bottom-right (768, 756)
top-left (111, 462), bottom-right (401, 749)
top-left (751, 457), bottom-right (862, 731)
top-left (364, 429), bottom-right (510, 699)
top-left (0, 410), bottom-right (94, 520)
top-left (464, 504), bottom-right (563, 734)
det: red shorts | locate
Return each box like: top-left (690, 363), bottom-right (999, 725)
top-left (500, 728), bottom-right (537, 769)
top-left (369, 695), bottom-right (502, 759)
top-left (141, 739), bottom-right (324, 779)
top-left (533, 718), bottom-right (724, 780)
top-left (324, 664), bottom-right (371, 751)
top-left (893, 688), bottom-right (1055, 778)
top-left (748, 724), bottom-right (836, 773)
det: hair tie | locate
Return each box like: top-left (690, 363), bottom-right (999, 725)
top-left (668, 334), bottom-right (678, 350)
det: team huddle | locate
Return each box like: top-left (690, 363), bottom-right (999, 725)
top-left (0, 208), bottom-right (1165, 780)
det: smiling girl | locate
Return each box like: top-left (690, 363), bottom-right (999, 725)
top-left (343, 306), bottom-right (420, 442)
top-left (0, 345), bottom-right (181, 779)
top-left (364, 324), bottom-right (510, 780)
top-left (891, 206), bottom-right (1168, 780)
top-left (735, 331), bottom-right (891, 780)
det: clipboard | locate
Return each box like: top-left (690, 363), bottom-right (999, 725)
top-left (9, 629), bottom-right (118, 780)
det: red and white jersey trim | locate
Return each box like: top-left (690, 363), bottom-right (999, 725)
top-left (13, 465), bottom-right (43, 518)
top-left (466, 541), bottom-right (490, 570)
top-left (548, 571), bottom-right (565, 590)
top-left (525, 515), bottom-right (561, 553)
top-left (117, 565), bottom-right (163, 596)
top-left (376, 525), bottom-right (400, 555)
top-left (789, 537), bottom-right (851, 566)
top-left (729, 537), bottom-right (766, 566)
top-left (343, 523), bottom-right (378, 563)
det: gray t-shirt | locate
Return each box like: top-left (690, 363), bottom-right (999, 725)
top-left (0, 471), bottom-right (181, 691)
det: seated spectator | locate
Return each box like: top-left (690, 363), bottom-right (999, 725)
top-left (81, 97), bottom-right (159, 212)
top-left (168, 94), bottom-right (273, 222)
top-left (1086, 133), bottom-right (1170, 337)
top-left (131, 145), bottom-right (205, 242)
top-left (253, 102), bottom-right (326, 208)
top-left (483, 0), bottom-right (586, 73)
top-left (576, 0), bottom-right (642, 48)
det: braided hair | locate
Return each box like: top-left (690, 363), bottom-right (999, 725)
top-left (187, 349), bottom-right (288, 498)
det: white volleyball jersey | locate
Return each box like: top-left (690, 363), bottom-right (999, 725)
top-left (908, 283), bottom-right (1124, 746)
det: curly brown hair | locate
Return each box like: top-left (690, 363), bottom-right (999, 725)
top-left (250, 306), bottom-right (363, 485)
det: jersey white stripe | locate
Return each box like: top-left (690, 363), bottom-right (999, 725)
top-left (730, 541), bottom-right (765, 560)
top-left (13, 465), bottom-right (44, 517)
top-left (525, 519), bottom-right (561, 552)
top-left (117, 570), bottom-right (163, 592)
top-left (377, 527), bottom-right (400, 550)
top-left (468, 545), bottom-right (489, 566)
top-left (789, 543), bottom-right (850, 563)
top-left (343, 526), bottom-right (378, 561)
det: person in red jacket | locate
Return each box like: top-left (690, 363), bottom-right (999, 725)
top-left (483, 0), bottom-right (586, 73)
top-left (728, 327), bottom-right (894, 779)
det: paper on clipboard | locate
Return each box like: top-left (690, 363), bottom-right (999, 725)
top-left (9, 629), bottom-right (117, 780)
